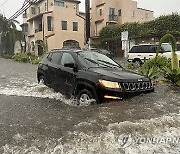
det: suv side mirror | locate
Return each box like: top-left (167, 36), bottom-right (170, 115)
top-left (64, 63), bottom-right (78, 72)
top-left (64, 63), bottom-right (75, 68)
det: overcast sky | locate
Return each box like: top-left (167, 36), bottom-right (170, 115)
top-left (0, 0), bottom-right (180, 24)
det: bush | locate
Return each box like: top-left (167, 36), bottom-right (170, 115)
top-left (31, 56), bottom-right (44, 65)
top-left (127, 62), bottom-right (138, 70)
top-left (12, 53), bottom-right (31, 63)
top-left (12, 53), bottom-right (45, 65)
top-left (162, 67), bottom-right (180, 86)
top-left (138, 56), bottom-right (171, 79)
top-left (156, 33), bottom-right (180, 87)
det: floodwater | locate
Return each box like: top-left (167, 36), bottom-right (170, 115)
top-left (0, 57), bottom-right (180, 154)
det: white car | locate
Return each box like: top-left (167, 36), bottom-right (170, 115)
top-left (128, 43), bottom-right (180, 65)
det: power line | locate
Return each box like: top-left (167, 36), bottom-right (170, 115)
top-left (9, 0), bottom-right (39, 20)
top-left (9, 0), bottom-right (32, 20)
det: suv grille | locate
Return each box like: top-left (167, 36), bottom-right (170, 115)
top-left (122, 82), bottom-right (152, 91)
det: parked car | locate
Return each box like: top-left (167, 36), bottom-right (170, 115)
top-left (128, 43), bottom-right (180, 65)
top-left (89, 48), bottom-right (114, 58)
top-left (61, 46), bottom-right (81, 50)
top-left (37, 49), bottom-right (154, 104)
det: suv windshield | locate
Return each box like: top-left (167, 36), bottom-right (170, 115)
top-left (161, 44), bottom-right (172, 52)
top-left (78, 52), bottom-right (121, 68)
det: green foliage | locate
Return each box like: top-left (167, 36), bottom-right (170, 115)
top-left (12, 53), bottom-right (44, 65)
top-left (99, 13), bottom-right (180, 42)
top-left (138, 56), bottom-right (171, 79)
top-left (156, 34), bottom-right (179, 70)
top-left (0, 14), bottom-right (23, 55)
top-left (127, 62), bottom-right (138, 70)
top-left (162, 67), bottom-right (180, 86)
top-left (156, 34), bottom-right (180, 86)
top-left (12, 53), bottom-right (31, 63)
top-left (31, 55), bottom-right (44, 65)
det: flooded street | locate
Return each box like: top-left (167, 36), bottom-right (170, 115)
top-left (0, 57), bottom-right (180, 153)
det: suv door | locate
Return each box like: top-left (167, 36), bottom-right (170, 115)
top-left (47, 52), bottom-right (62, 86)
top-left (56, 52), bottom-right (77, 95)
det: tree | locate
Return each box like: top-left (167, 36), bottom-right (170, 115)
top-left (0, 14), bottom-right (23, 55)
top-left (99, 13), bottom-right (180, 42)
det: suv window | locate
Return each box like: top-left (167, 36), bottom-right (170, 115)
top-left (60, 53), bottom-right (75, 66)
top-left (129, 46), bottom-right (137, 53)
top-left (130, 45), bottom-right (152, 53)
top-left (50, 52), bottom-right (62, 65)
top-left (161, 44), bottom-right (172, 52)
top-left (150, 45), bottom-right (157, 53)
top-left (47, 53), bottom-right (52, 61)
top-left (141, 45), bottom-right (151, 53)
top-left (177, 44), bottom-right (180, 51)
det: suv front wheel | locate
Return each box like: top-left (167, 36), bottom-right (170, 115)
top-left (77, 89), bottom-right (97, 105)
top-left (133, 59), bottom-right (142, 66)
top-left (38, 75), bottom-right (47, 85)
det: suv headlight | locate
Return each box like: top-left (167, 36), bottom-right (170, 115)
top-left (99, 80), bottom-right (120, 89)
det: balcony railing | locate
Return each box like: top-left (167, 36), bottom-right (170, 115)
top-left (109, 15), bottom-right (118, 21)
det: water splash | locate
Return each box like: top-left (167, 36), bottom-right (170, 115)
top-left (2, 114), bottom-right (180, 154)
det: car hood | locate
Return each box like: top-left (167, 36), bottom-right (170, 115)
top-left (88, 67), bottom-right (147, 81)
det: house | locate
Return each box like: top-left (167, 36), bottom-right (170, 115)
top-left (21, 0), bottom-right (85, 56)
top-left (91, 0), bottom-right (154, 56)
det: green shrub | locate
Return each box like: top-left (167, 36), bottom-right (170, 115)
top-left (162, 67), bottom-right (180, 86)
top-left (156, 33), bottom-right (180, 87)
top-left (127, 62), bottom-right (138, 70)
top-left (12, 53), bottom-right (31, 63)
top-left (12, 53), bottom-right (45, 64)
top-left (138, 56), bottom-right (171, 79)
top-left (31, 56), bottom-right (44, 65)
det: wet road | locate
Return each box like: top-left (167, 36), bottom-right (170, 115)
top-left (0, 57), bottom-right (180, 153)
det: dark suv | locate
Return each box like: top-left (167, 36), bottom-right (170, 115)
top-left (37, 49), bottom-right (154, 104)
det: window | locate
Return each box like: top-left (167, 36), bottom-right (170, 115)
top-left (100, 9), bottom-right (102, 16)
top-left (45, 2), bottom-right (48, 11)
top-left (109, 8), bottom-right (115, 21)
top-left (22, 24), bottom-right (28, 32)
top-left (73, 22), bottom-right (78, 31)
top-left (62, 21), bottom-right (67, 30)
top-left (54, 0), bottom-right (64, 7)
top-left (38, 7), bottom-right (40, 14)
top-left (132, 10), bottom-right (136, 18)
top-left (31, 7), bottom-right (36, 15)
top-left (150, 46), bottom-right (158, 53)
top-left (38, 17), bottom-right (43, 32)
top-left (50, 52), bottom-right (62, 65)
top-left (145, 13), bottom-right (148, 19)
top-left (118, 9), bottom-right (121, 16)
top-left (109, 8), bottom-right (115, 15)
top-left (61, 53), bottom-right (75, 66)
top-left (47, 16), bottom-right (53, 31)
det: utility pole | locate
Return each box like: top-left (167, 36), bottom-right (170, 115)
top-left (85, 0), bottom-right (90, 48)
